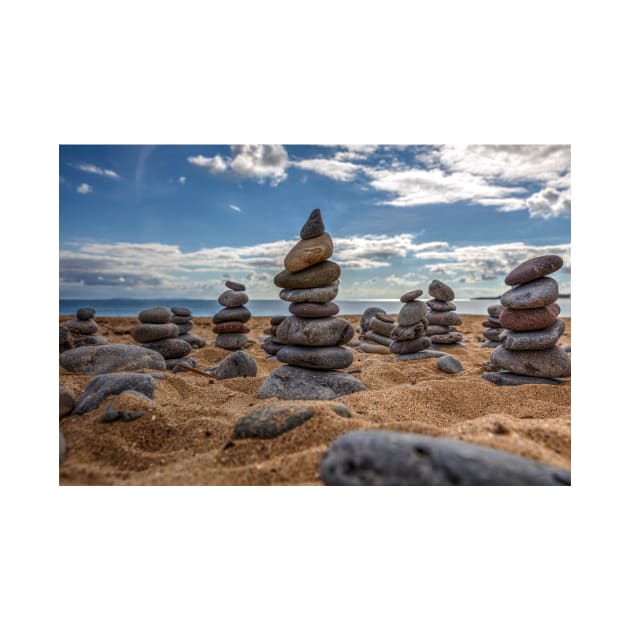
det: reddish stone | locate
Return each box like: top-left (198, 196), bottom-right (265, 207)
top-left (212, 322), bottom-right (250, 334)
top-left (499, 306), bottom-right (558, 332)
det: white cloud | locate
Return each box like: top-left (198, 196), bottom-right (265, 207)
top-left (73, 163), bottom-right (120, 179)
top-left (293, 158), bottom-right (363, 182)
top-left (526, 187), bottom-right (571, 219)
top-left (333, 145), bottom-right (379, 161)
top-left (178, 176), bottom-right (186, 184)
top-left (76, 183), bottom-right (92, 194)
top-left (188, 145), bottom-right (289, 185)
top-left (229, 204), bottom-right (241, 212)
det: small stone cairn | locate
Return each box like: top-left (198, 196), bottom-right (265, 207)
top-left (131, 306), bottom-right (192, 369)
top-left (262, 315), bottom-right (286, 356)
top-left (213, 281), bottom-right (252, 350)
top-left (481, 303), bottom-right (505, 348)
top-left (426, 280), bottom-right (463, 345)
top-left (62, 307), bottom-right (108, 348)
top-left (390, 289), bottom-right (431, 359)
top-left (171, 306), bottom-right (206, 349)
top-left (484, 255), bottom-right (570, 386)
top-left (259, 208), bottom-right (365, 400)
top-left (358, 312), bottom-right (394, 354)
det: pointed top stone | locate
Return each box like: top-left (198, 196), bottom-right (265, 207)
top-left (300, 208), bottom-right (325, 240)
top-left (428, 279), bottom-right (454, 301)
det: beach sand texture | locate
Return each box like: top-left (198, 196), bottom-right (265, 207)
top-left (59, 314), bottom-right (571, 485)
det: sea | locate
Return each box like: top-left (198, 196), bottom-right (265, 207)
top-left (60, 298), bottom-right (571, 318)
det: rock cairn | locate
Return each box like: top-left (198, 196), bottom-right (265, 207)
top-left (262, 315), bottom-right (286, 356)
top-left (131, 306), bottom-right (192, 369)
top-left (484, 255), bottom-right (570, 386)
top-left (481, 303), bottom-right (505, 348)
top-left (359, 311), bottom-right (394, 354)
top-left (426, 280), bottom-right (463, 345)
top-left (171, 306), bottom-right (206, 349)
top-left (213, 281), bottom-right (252, 350)
top-left (62, 307), bottom-right (108, 348)
top-left (390, 289), bottom-right (431, 360)
top-left (259, 208), bottom-right (365, 400)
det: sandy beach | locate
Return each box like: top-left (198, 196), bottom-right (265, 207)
top-left (59, 313), bottom-right (571, 485)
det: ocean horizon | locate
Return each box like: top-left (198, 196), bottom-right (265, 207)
top-left (60, 297), bottom-right (572, 318)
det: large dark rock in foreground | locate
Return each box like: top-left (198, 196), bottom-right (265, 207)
top-left (259, 365), bottom-right (365, 400)
top-left (320, 431), bottom-right (570, 486)
top-left (60, 344), bottom-right (166, 374)
top-left (73, 372), bottom-right (157, 415)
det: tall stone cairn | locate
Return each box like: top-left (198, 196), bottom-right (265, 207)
top-left (426, 280), bottom-right (463, 345)
top-left (390, 289), bottom-right (431, 359)
top-left (213, 281), bottom-right (252, 351)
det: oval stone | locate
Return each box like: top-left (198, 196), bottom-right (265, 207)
top-left (280, 282), bottom-right (339, 303)
top-left (142, 338), bottom-right (192, 359)
top-left (218, 290), bottom-right (249, 307)
top-left (76, 307), bottom-right (96, 320)
top-left (60, 344), bottom-right (166, 374)
top-left (276, 316), bottom-right (354, 347)
top-left (360, 307), bottom-right (386, 331)
top-left (499, 318), bottom-right (565, 351)
top-left (490, 346), bottom-right (571, 378)
top-left (226, 280), bottom-right (246, 291)
top-left (139, 306), bottom-right (173, 324)
top-left (300, 208), bottom-right (325, 240)
top-left (398, 300), bottom-right (428, 326)
top-left (215, 333), bottom-right (249, 350)
top-left (427, 299), bottom-right (456, 312)
top-left (391, 322), bottom-right (425, 341)
top-left (289, 301), bottom-right (339, 318)
top-left (274, 261), bottom-right (340, 289)
top-left (131, 322), bottom-right (178, 343)
top-left (483, 328), bottom-right (505, 342)
top-left (368, 317), bottom-right (394, 337)
top-left (427, 324), bottom-right (450, 335)
top-left (277, 345), bottom-right (353, 370)
top-left (499, 306), bottom-right (558, 331)
top-left (364, 331), bottom-right (393, 347)
top-left (171, 315), bottom-right (193, 324)
top-left (390, 336), bottom-right (431, 354)
top-left (505, 255), bottom-right (564, 286)
top-left (171, 306), bottom-right (192, 317)
top-left (428, 280), bottom-right (455, 301)
top-left (401, 289), bottom-right (423, 302)
top-left (501, 277), bottom-right (559, 309)
top-left (64, 319), bottom-right (98, 335)
top-left (284, 232), bottom-right (334, 273)
top-left (359, 342), bottom-right (391, 354)
top-left (212, 306), bottom-right (251, 324)
top-left (437, 355), bottom-right (463, 374)
top-left (212, 322), bottom-right (250, 334)
top-left (427, 310), bottom-right (462, 326)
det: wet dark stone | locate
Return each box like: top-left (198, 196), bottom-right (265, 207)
top-left (289, 301), bottom-right (339, 318)
top-left (76, 307), bottom-right (96, 321)
top-left (390, 336), bottom-right (431, 354)
top-left (212, 306), bottom-right (252, 324)
top-left (505, 255), bottom-right (564, 286)
top-left (320, 431), bottom-right (570, 485)
top-left (234, 402), bottom-right (315, 439)
top-left (277, 345), bottom-right (353, 370)
top-left (171, 306), bottom-right (192, 317)
top-left (226, 280), bottom-right (246, 291)
top-left (60, 386), bottom-right (76, 418)
top-left (142, 338), bottom-right (192, 359)
top-left (215, 350), bottom-right (257, 379)
top-left (500, 319), bottom-right (565, 351)
top-left (138, 306), bottom-right (173, 324)
top-left (483, 371), bottom-right (565, 386)
top-left (218, 290), bottom-right (249, 307)
top-left (300, 208), bottom-right (325, 240)
top-left (215, 333), bottom-right (250, 350)
top-left (276, 316), bottom-right (354, 347)
top-left (73, 373), bottom-right (156, 415)
top-left (60, 344), bottom-right (166, 374)
top-left (131, 322), bottom-right (178, 343)
top-left (401, 289), bottom-right (423, 302)
top-left (501, 277), bottom-right (559, 310)
top-left (259, 365), bottom-right (366, 400)
top-left (437, 355), bottom-right (463, 374)
top-left (428, 280), bottom-right (455, 301)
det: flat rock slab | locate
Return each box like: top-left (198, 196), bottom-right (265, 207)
top-left (215, 350), bottom-right (257, 380)
top-left (320, 431), bottom-right (571, 485)
top-left (401, 289), bottom-right (423, 302)
top-left (142, 338), bottom-right (192, 359)
top-left (138, 306), bottom-right (172, 324)
top-left (500, 319), bottom-right (565, 351)
top-left (276, 316), bottom-right (354, 347)
top-left (274, 260), bottom-right (340, 289)
top-left (501, 277), bottom-right (559, 309)
top-left (213, 322), bottom-right (249, 334)
top-left (393, 350), bottom-right (447, 361)
top-left (364, 330), bottom-right (392, 347)
top-left (131, 322), bottom-right (178, 343)
top-left (482, 371), bottom-right (565, 386)
top-left (505, 255), bottom-right (564, 286)
top-left (490, 346), bottom-right (571, 378)
top-left (74, 373), bottom-right (156, 415)
top-left (259, 365), bottom-right (366, 400)
top-left (284, 232), bottom-right (333, 272)
top-left (60, 386), bottom-right (76, 418)
top-left (212, 306), bottom-right (252, 324)
top-left (428, 279), bottom-right (455, 301)
top-left (437, 355), bottom-right (463, 374)
top-left (234, 402), bottom-right (315, 439)
top-left (483, 328), bottom-right (505, 341)
top-left (171, 315), bottom-right (193, 324)
top-left (280, 282), bottom-right (339, 304)
top-left (277, 345), bottom-right (353, 370)
top-left (225, 280), bottom-right (246, 291)
top-left (101, 390), bottom-right (154, 422)
top-left (368, 317), bottom-right (394, 337)
top-left (60, 344), bottom-right (166, 374)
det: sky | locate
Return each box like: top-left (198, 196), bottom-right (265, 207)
top-left (59, 144), bottom-right (571, 299)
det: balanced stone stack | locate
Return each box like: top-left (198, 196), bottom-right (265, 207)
top-left (131, 306), bottom-right (192, 369)
top-left (426, 280), bottom-right (463, 345)
top-left (359, 312), bottom-right (394, 354)
top-left (481, 304), bottom-right (505, 348)
top-left (62, 307), bottom-right (108, 348)
top-left (262, 315), bottom-right (286, 356)
top-left (484, 255), bottom-right (570, 386)
top-left (213, 281), bottom-right (252, 350)
top-left (390, 289), bottom-right (431, 360)
top-left (171, 306), bottom-right (206, 349)
top-left (259, 209), bottom-right (365, 400)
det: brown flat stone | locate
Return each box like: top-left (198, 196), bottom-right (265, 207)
top-left (499, 306), bottom-right (558, 332)
top-left (212, 322), bottom-right (251, 334)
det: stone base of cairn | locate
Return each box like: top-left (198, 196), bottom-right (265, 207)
top-left (61, 307), bottom-right (108, 349)
top-left (358, 311), bottom-right (394, 354)
top-left (171, 306), bottom-right (206, 349)
top-left (391, 289), bottom-right (431, 360)
top-left (213, 281), bottom-right (252, 351)
top-left (481, 304), bottom-right (505, 348)
top-left (426, 280), bottom-right (463, 345)
top-left (132, 306), bottom-right (192, 368)
top-left (262, 315), bottom-right (286, 356)
top-left (259, 208), bottom-right (365, 400)
top-left (483, 255), bottom-right (570, 386)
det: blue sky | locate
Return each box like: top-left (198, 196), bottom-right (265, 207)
top-left (59, 144), bottom-right (571, 299)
